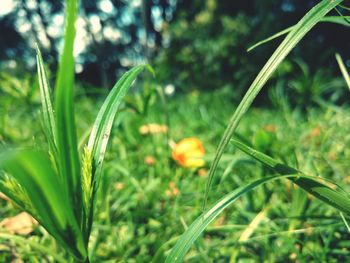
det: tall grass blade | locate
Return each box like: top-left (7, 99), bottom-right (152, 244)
top-left (54, 0), bottom-right (82, 224)
top-left (335, 53), bottom-right (350, 90)
top-left (86, 65), bottom-right (150, 233)
top-left (88, 65), bottom-right (149, 180)
top-left (231, 138), bottom-right (350, 214)
top-left (203, 0), bottom-right (343, 210)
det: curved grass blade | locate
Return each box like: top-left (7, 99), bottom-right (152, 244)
top-left (0, 150), bottom-right (87, 260)
top-left (166, 174), bottom-right (300, 263)
top-left (335, 53), bottom-right (350, 90)
top-left (247, 26), bottom-right (293, 52)
top-left (0, 150), bottom-right (68, 228)
top-left (321, 15), bottom-right (350, 26)
top-left (231, 138), bottom-right (350, 214)
top-left (203, 0), bottom-right (344, 210)
top-left (87, 65), bottom-right (150, 188)
top-left (54, 0), bottom-right (82, 224)
top-left (86, 65), bottom-right (151, 234)
top-left (36, 45), bottom-right (58, 159)
top-left (248, 16), bottom-right (350, 52)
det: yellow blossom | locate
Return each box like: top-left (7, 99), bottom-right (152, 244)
top-left (172, 137), bottom-right (205, 168)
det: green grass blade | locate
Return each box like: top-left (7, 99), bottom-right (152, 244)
top-left (0, 150), bottom-right (87, 260)
top-left (166, 174), bottom-right (300, 263)
top-left (247, 26), bottom-right (293, 52)
top-left (203, 0), bottom-right (343, 210)
top-left (340, 213), bottom-right (350, 233)
top-left (88, 65), bottom-right (149, 187)
top-left (335, 53), bottom-right (350, 90)
top-left (0, 150), bottom-right (67, 228)
top-left (231, 138), bottom-right (350, 214)
top-left (248, 16), bottom-right (350, 52)
top-left (54, 0), bottom-right (82, 223)
top-left (36, 45), bottom-right (58, 158)
top-left (321, 15), bottom-right (350, 26)
top-left (86, 65), bottom-right (150, 234)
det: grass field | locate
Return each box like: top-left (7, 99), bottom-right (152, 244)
top-left (1, 84), bottom-right (350, 262)
top-left (1, 0), bottom-right (350, 262)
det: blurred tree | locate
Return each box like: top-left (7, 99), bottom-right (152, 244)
top-left (154, 0), bottom-right (255, 96)
top-left (0, 0), bottom-right (348, 92)
top-left (0, 0), bottom-right (176, 88)
top-left (155, 0), bottom-right (350, 98)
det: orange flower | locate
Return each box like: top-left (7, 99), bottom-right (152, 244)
top-left (165, 182), bottom-right (180, 197)
top-left (172, 137), bottom-right (205, 168)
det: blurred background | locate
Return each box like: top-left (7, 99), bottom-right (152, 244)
top-left (2, 1), bottom-right (350, 261)
top-left (1, 0), bottom-right (349, 103)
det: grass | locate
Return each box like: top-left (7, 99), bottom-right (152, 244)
top-left (1, 87), bottom-right (350, 261)
top-left (203, 0), bottom-right (345, 209)
top-left (1, 0), bottom-right (350, 261)
top-left (0, 0), bottom-right (148, 261)
top-left (169, 1), bottom-right (350, 261)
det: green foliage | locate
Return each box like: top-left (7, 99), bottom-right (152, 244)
top-left (156, 1), bottom-right (350, 100)
top-left (168, 0), bottom-right (350, 262)
top-left (203, 0), bottom-right (344, 208)
top-left (269, 60), bottom-right (347, 109)
top-left (0, 0), bottom-right (148, 261)
top-left (1, 77), bottom-right (350, 261)
top-left (0, 149), bottom-right (86, 258)
top-left (231, 138), bottom-right (350, 214)
top-left (1, 0), bottom-right (350, 262)
top-left (155, 0), bottom-right (253, 94)
top-left (165, 174), bottom-right (293, 263)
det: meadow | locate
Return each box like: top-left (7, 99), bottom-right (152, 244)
top-left (1, 0), bottom-right (350, 262)
top-left (1, 82), bottom-right (350, 261)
